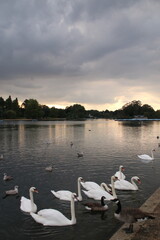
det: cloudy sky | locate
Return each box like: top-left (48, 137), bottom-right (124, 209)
top-left (0, 0), bottom-right (160, 111)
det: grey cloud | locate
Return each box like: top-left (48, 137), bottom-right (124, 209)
top-left (0, 0), bottom-right (160, 109)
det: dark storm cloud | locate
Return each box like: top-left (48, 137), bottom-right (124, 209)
top-left (0, 0), bottom-right (160, 109)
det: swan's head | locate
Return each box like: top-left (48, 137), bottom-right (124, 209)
top-left (119, 165), bottom-right (125, 171)
top-left (132, 176), bottom-right (141, 184)
top-left (78, 177), bottom-right (84, 182)
top-left (71, 193), bottom-right (78, 200)
top-left (14, 185), bottom-right (19, 189)
top-left (112, 176), bottom-right (119, 181)
top-left (30, 187), bottom-right (38, 193)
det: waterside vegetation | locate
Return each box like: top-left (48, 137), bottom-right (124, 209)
top-left (0, 96), bottom-right (160, 120)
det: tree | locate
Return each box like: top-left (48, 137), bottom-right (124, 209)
top-left (5, 95), bottom-right (12, 110)
top-left (12, 98), bottom-right (20, 117)
top-left (65, 104), bottom-right (86, 119)
top-left (22, 99), bottom-right (43, 119)
top-left (0, 97), bottom-right (5, 118)
top-left (121, 100), bottom-right (142, 118)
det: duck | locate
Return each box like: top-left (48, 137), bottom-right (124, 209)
top-left (82, 176), bottom-right (117, 201)
top-left (113, 176), bottom-right (141, 191)
top-left (111, 198), bottom-right (155, 233)
top-left (30, 193), bottom-right (77, 226)
top-left (45, 165), bottom-right (53, 172)
top-left (20, 187), bottom-right (38, 213)
top-left (77, 152), bottom-right (83, 157)
top-left (114, 165), bottom-right (126, 180)
top-left (83, 196), bottom-right (108, 211)
top-left (3, 173), bottom-right (13, 181)
top-left (3, 185), bottom-right (19, 198)
top-left (138, 149), bottom-right (155, 161)
top-left (51, 177), bottom-right (83, 201)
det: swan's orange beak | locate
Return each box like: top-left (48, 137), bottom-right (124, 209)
top-left (122, 167), bottom-right (125, 171)
top-left (138, 179), bottom-right (141, 184)
top-left (34, 189), bottom-right (39, 193)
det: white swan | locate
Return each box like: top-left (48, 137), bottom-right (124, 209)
top-left (113, 176), bottom-right (141, 191)
top-left (20, 187), bottom-right (38, 213)
top-left (51, 177), bottom-right (83, 201)
top-left (82, 176), bottom-right (117, 201)
top-left (138, 149), bottom-right (155, 160)
top-left (30, 193), bottom-right (76, 226)
top-left (114, 165), bottom-right (126, 180)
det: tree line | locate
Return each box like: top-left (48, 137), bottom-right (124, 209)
top-left (0, 96), bottom-right (160, 120)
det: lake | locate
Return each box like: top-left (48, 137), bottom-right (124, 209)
top-left (0, 119), bottom-right (160, 240)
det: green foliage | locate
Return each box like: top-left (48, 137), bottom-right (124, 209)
top-left (0, 96), bottom-right (159, 120)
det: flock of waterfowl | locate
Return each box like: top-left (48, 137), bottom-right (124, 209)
top-left (1, 152), bottom-right (156, 233)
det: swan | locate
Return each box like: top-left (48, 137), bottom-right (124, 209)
top-left (114, 165), bottom-right (126, 180)
top-left (111, 198), bottom-right (155, 233)
top-left (138, 149), bottom-right (155, 160)
top-left (113, 176), bottom-right (141, 191)
top-left (51, 177), bottom-right (83, 201)
top-left (83, 196), bottom-right (108, 211)
top-left (30, 193), bottom-right (76, 226)
top-left (82, 176), bottom-right (117, 201)
top-left (3, 173), bottom-right (13, 181)
top-left (20, 187), bottom-right (38, 213)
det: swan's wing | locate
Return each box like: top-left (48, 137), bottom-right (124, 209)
top-left (138, 154), bottom-right (152, 160)
top-left (20, 196), bottom-right (37, 212)
top-left (34, 209), bottom-right (71, 226)
top-left (114, 180), bottom-right (135, 190)
top-left (82, 189), bottom-right (113, 200)
top-left (51, 190), bottom-right (76, 201)
top-left (81, 181), bottom-right (101, 191)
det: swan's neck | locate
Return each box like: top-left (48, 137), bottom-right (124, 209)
top-left (29, 190), bottom-right (35, 211)
top-left (111, 178), bottom-right (117, 198)
top-left (131, 178), bottom-right (138, 190)
top-left (77, 179), bottom-right (82, 201)
top-left (70, 196), bottom-right (76, 224)
top-left (119, 167), bottom-right (122, 179)
top-left (100, 183), bottom-right (111, 192)
top-left (151, 150), bottom-right (154, 159)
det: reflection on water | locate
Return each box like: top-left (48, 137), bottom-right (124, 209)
top-left (0, 119), bottom-right (160, 240)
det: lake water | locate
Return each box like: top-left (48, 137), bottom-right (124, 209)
top-left (0, 119), bottom-right (160, 240)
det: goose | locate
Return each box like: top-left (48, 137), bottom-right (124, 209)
top-left (111, 198), bottom-right (155, 233)
top-left (114, 165), bottom-right (126, 180)
top-left (45, 165), bottom-right (53, 172)
top-left (3, 185), bottom-right (19, 198)
top-left (83, 196), bottom-right (108, 211)
top-left (51, 177), bottom-right (83, 201)
top-left (82, 176), bottom-right (117, 201)
top-left (138, 149), bottom-right (155, 160)
top-left (30, 193), bottom-right (76, 226)
top-left (3, 173), bottom-right (13, 181)
top-left (113, 176), bottom-right (141, 191)
top-left (20, 187), bottom-right (38, 213)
